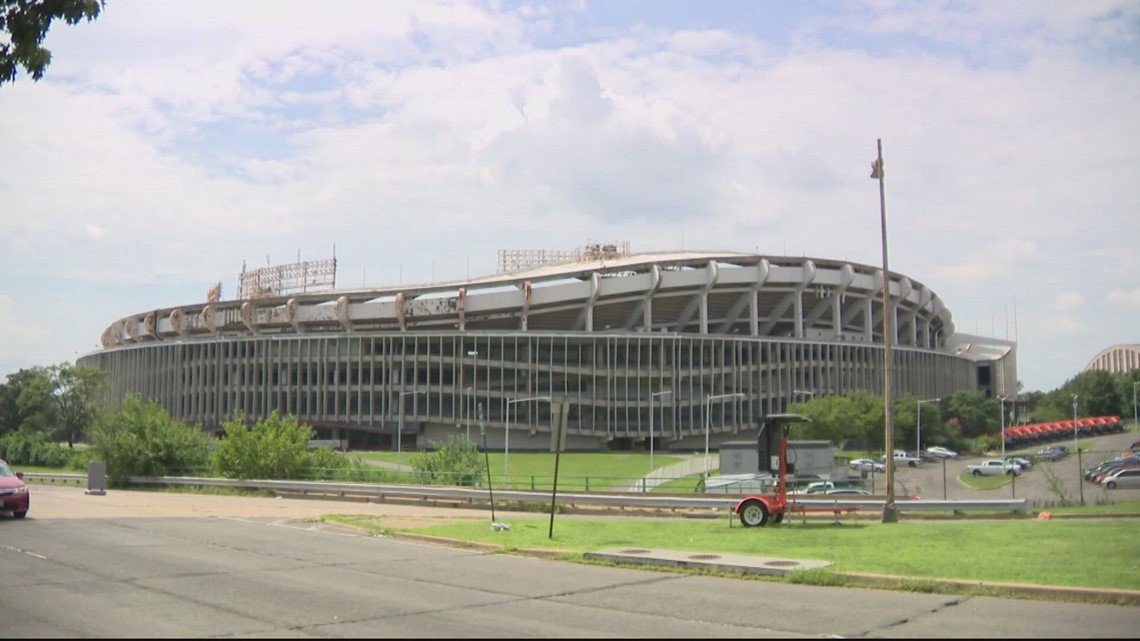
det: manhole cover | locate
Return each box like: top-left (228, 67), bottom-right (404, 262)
top-left (765, 560), bottom-right (800, 567)
top-left (687, 554), bottom-right (722, 560)
top-left (619, 548), bottom-right (650, 554)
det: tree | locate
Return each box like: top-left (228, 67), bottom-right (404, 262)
top-left (1, 0), bottom-right (105, 86)
top-left (14, 363), bottom-right (105, 446)
top-left (945, 390), bottom-right (997, 438)
top-left (88, 394), bottom-right (211, 486)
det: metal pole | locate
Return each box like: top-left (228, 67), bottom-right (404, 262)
top-left (649, 390), bottom-right (672, 477)
top-left (504, 399), bottom-right (511, 486)
top-left (1000, 396), bottom-right (1007, 460)
top-left (467, 350), bottom-right (478, 445)
top-left (1133, 382), bottom-right (1138, 428)
top-left (504, 396), bottom-right (551, 487)
top-left (872, 138), bottom-right (898, 523)
top-left (1071, 394), bottom-right (1079, 453)
top-left (704, 393), bottom-right (744, 478)
top-left (397, 390), bottom-right (422, 470)
top-left (916, 399), bottom-right (921, 455)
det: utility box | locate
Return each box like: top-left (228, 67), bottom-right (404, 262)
top-left (86, 460), bottom-right (107, 496)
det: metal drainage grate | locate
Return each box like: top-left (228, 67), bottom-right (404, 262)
top-left (687, 554), bottom-right (722, 561)
top-left (764, 560), bottom-right (800, 567)
top-left (619, 549), bottom-right (651, 554)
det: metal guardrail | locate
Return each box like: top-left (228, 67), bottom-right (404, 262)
top-left (116, 475), bottom-right (1031, 513)
top-left (23, 473), bottom-right (86, 486)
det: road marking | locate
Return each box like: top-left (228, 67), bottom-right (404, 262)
top-left (0, 542), bottom-right (48, 560)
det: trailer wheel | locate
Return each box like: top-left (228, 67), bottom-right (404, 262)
top-left (738, 500), bottom-right (769, 527)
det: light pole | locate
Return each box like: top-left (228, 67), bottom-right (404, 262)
top-left (465, 350), bottom-right (478, 444)
top-left (1133, 382), bottom-right (1138, 429)
top-left (870, 138), bottom-right (898, 523)
top-left (1071, 394), bottom-right (1079, 452)
top-left (704, 392), bottom-right (745, 478)
top-left (997, 396), bottom-right (1007, 460)
top-left (504, 396), bottom-right (551, 486)
top-left (916, 397), bottom-right (941, 455)
top-left (648, 390), bottom-right (673, 475)
top-left (397, 390), bottom-right (425, 469)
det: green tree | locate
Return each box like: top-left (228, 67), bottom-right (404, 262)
top-left (26, 363), bottom-right (105, 446)
top-left (212, 411), bottom-right (315, 480)
top-left (788, 391), bottom-right (885, 450)
top-left (88, 394), bottom-right (211, 486)
top-left (945, 390), bottom-right (997, 438)
top-left (411, 435), bottom-right (483, 486)
top-left (1, 0), bottom-right (105, 85)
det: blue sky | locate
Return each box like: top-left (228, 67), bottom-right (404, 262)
top-left (1, 0), bottom-right (1138, 393)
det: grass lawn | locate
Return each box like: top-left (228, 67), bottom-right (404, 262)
top-left (351, 451), bottom-right (687, 491)
top-left (325, 508), bottom-right (1140, 592)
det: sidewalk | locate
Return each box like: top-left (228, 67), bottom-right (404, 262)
top-left (618, 453), bottom-right (713, 492)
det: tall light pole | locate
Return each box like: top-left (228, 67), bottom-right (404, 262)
top-left (916, 397), bottom-right (941, 455)
top-left (997, 396), bottom-right (1008, 460)
top-left (871, 138), bottom-right (898, 523)
top-left (504, 396), bottom-right (551, 486)
top-left (397, 390), bottom-right (425, 469)
top-left (465, 350), bottom-right (478, 444)
top-left (1133, 382), bottom-right (1138, 429)
top-left (704, 392), bottom-right (745, 478)
top-left (648, 390), bottom-right (673, 475)
top-left (1071, 394), bottom-right (1079, 452)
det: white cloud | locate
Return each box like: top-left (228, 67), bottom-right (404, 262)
top-left (0, 295), bottom-right (51, 373)
top-left (1106, 288), bottom-right (1140, 309)
top-left (1041, 316), bottom-right (1085, 335)
top-left (935, 238), bottom-right (1038, 283)
top-left (1052, 292), bottom-right (1085, 312)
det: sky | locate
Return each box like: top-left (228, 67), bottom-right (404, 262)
top-left (1, 0), bottom-right (1138, 394)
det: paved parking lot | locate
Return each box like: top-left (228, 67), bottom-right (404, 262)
top-left (861, 430), bottom-right (1140, 505)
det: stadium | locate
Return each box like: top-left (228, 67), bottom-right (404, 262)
top-left (77, 245), bottom-right (1017, 453)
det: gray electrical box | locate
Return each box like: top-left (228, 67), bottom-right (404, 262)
top-left (86, 460), bottom-right (106, 496)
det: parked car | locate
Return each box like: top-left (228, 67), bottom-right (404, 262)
top-left (926, 446), bottom-right (958, 459)
top-left (892, 451), bottom-right (924, 468)
top-left (849, 458), bottom-right (887, 473)
top-left (1005, 456), bottom-right (1032, 471)
top-left (1036, 446), bottom-right (1068, 461)
top-left (1091, 463), bottom-right (1140, 484)
top-left (967, 459), bottom-right (1022, 476)
top-left (0, 459), bottom-right (29, 519)
top-left (1101, 468), bottom-right (1140, 490)
top-left (825, 488), bottom-right (872, 496)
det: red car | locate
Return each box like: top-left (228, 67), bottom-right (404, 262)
top-left (0, 459), bottom-right (29, 518)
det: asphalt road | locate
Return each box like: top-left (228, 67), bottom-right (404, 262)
top-left (2, 484), bottom-right (1137, 638)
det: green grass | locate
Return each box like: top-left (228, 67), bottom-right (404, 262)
top-left (351, 451), bottom-right (686, 491)
top-left (325, 511), bottom-right (1140, 592)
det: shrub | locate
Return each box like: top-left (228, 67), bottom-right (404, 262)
top-left (211, 411), bottom-right (314, 480)
top-left (88, 395), bottom-right (211, 486)
top-left (0, 430), bottom-right (70, 467)
top-left (411, 435), bottom-right (484, 486)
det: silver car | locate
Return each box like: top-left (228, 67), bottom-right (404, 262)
top-left (1100, 468), bottom-right (1140, 489)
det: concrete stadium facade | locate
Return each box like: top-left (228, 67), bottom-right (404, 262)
top-left (77, 252), bottom-right (1015, 452)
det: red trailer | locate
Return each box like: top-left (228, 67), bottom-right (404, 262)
top-left (732, 413), bottom-right (861, 527)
